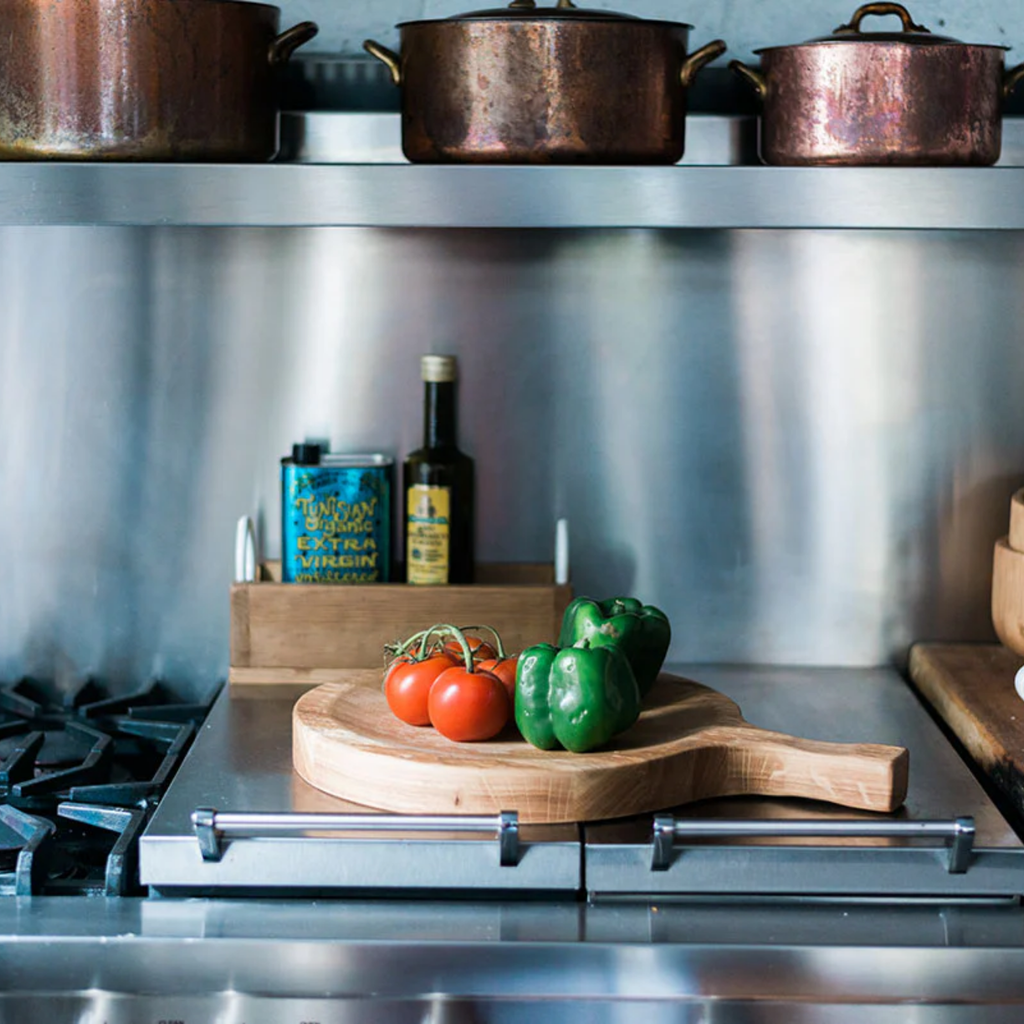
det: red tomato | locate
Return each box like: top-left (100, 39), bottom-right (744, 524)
top-left (384, 654), bottom-right (457, 726)
top-left (442, 636), bottom-right (497, 666)
top-left (428, 667), bottom-right (510, 742)
top-left (475, 656), bottom-right (518, 704)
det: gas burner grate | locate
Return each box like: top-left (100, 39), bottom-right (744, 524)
top-left (10, 722), bottom-right (112, 807)
top-left (69, 719), bottom-right (195, 807)
top-left (0, 676), bottom-right (215, 896)
top-left (0, 804), bottom-right (54, 896)
top-left (57, 804), bottom-right (148, 896)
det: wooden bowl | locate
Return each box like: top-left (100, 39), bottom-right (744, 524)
top-left (992, 537), bottom-right (1024, 656)
top-left (1011, 489), bottom-right (1024, 553)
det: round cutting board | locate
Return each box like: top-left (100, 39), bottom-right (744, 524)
top-left (292, 672), bottom-right (908, 824)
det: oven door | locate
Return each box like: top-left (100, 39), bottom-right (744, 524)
top-left (584, 665), bottom-right (1024, 900)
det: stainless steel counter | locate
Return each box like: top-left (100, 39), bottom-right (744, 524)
top-left (141, 664), bottom-right (1024, 898)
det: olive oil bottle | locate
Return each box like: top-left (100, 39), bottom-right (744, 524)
top-left (404, 355), bottom-right (475, 584)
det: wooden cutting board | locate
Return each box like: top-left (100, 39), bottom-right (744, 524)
top-left (909, 643), bottom-right (1024, 820)
top-left (292, 671), bottom-right (909, 824)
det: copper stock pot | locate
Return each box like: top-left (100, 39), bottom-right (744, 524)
top-left (0, 0), bottom-right (318, 161)
top-left (365, 0), bottom-right (726, 164)
top-left (730, 2), bottom-right (1024, 166)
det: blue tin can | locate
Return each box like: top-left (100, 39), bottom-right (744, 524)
top-left (281, 445), bottom-right (393, 584)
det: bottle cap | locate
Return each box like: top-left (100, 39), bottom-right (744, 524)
top-left (421, 355), bottom-right (458, 383)
top-left (291, 442), bottom-right (322, 466)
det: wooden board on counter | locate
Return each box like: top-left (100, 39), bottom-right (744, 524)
top-left (292, 671), bottom-right (909, 824)
top-left (909, 643), bottom-right (1024, 820)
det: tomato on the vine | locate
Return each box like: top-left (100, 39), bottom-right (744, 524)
top-left (428, 667), bottom-right (510, 742)
top-left (475, 656), bottom-right (518, 704)
top-left (384, 653), bottom-right (457, 726)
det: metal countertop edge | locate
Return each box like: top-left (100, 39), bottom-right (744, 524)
top-left (2, 894), bottom-right (1024, 943)
top-left (5, 903), bottom-right (1024, 1008)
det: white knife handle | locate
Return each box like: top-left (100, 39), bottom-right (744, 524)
top-left (235, 516), bottom-right (257, 583)
top-left (555, 518), bottom-right (570, 585)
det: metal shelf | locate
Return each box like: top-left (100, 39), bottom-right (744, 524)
top-left (1, 162), bottom-right (1023, 229)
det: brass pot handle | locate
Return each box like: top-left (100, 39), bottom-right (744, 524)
top-left (269, 21), bottom-right (319, 66)
top-left (1005, 62), bottom-right (1024, 99)
top-left (834, 3), bottom-right (930, 36)
top-left (364, 39), bottom-right (402, 86)
top-left (729, 59), bottom-right (767, 100)
top-left (680, 39), bottom-right (728, 88)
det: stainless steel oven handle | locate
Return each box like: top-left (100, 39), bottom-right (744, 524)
top-left (191, 808), bottom-right (520, 866)
top-left (650, 815), bottom-right (976, 873)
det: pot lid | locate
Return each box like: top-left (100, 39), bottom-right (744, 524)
top-left (399, 0), bottom-right (689, 28)
top-left (756, 2), bottom-right (1004, 51)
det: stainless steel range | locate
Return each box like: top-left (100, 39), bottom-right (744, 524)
top-left (3, 666), bottom-right (1024, 1021)
top-left (139, 665), bottom-right (1024, 900)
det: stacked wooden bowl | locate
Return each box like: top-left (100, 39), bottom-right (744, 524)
top-left (992, 489), bottom-right (1024, 656)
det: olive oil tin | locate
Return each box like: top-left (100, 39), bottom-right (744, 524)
top-left (281, 445), bottom-right (393, 584)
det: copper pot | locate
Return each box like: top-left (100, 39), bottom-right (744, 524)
top-left (730, 2), bottom-right (1024, 166)
top-left (0, 0), bottom-right (318, 161)
top-left (364, 0), bottom-right (726, 164)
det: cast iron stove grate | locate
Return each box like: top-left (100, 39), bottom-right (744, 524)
top-left (0, 676), bottom-right (214, 896)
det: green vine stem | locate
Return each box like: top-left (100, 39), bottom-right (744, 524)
top-left (385, 628), bottom-right (434, 661)
top-left (384, 623), bottom-right (507, 671)
top-left (458, 624), bottom-right (507, 661)
top-left (382, 624), bottom-right (472, 692)
top-left (417, 624), bottom-right (474, 670)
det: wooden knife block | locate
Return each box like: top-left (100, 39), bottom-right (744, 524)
top-left (229, 561), bottom-right (572, 687)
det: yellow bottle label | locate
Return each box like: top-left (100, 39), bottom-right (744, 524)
top-left (407, 485), bottom-right (451, 584)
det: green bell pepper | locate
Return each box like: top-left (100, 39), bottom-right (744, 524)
top-left (515, 641), bottom-right (640, 753)
top-left (558, 596), bottom-right (671, 698)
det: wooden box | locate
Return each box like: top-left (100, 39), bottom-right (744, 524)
top-left (230, 561), bottom-right (573, 686)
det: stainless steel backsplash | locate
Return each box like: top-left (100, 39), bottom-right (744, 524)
top-left (1, 227), bottom-right (1022, 699)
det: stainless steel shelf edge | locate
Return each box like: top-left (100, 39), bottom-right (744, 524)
top-left (3, 164), bottom-right (1024, 228)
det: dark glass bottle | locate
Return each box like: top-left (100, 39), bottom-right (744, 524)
top-left (403, 355), bottom-right (475, 584)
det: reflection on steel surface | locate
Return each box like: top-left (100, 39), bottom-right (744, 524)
top-left (2, 229), bottom-right (1024, 695)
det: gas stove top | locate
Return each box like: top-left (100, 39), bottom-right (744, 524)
top-left (0, 677), bottom-right (214, 896)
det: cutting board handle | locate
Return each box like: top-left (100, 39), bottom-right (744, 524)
top-left (705, 726), bottom-right (910, 813)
